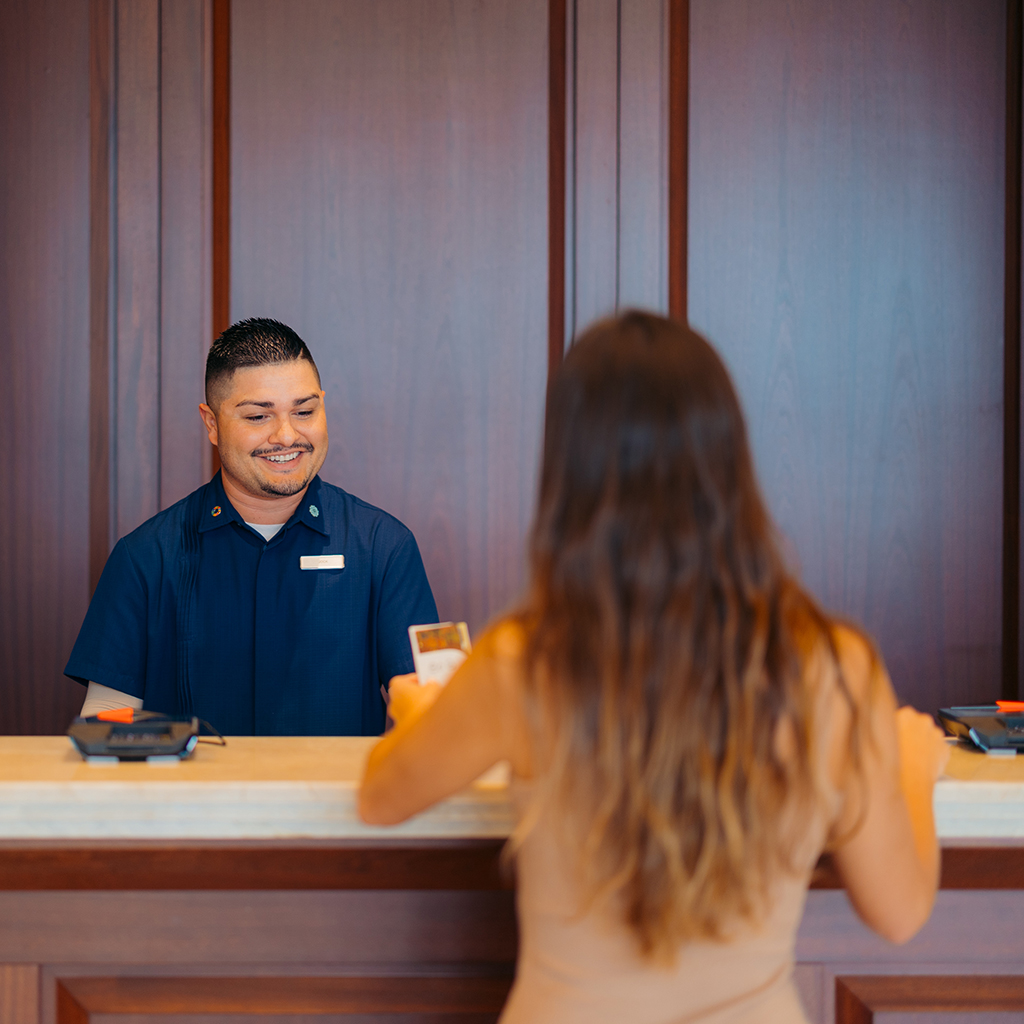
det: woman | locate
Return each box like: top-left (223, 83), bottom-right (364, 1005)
top-left (359, 312), bottom-right (949, 1023)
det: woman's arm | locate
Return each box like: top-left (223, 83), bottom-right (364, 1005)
top-left (826, 628), bottom-right (950, 944)
top-left (358, 622), bottom-right (531, 825)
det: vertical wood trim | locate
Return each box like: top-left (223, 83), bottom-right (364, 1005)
top-left (89, 0), bottom-right (116, 592)
top-left (616, 0), bottom-right (670, 314)
top-left (667, 0), bottom-right (687, 321)
top-left (0, 965), bottom-right (40, 1024)
top-left (114, 0), bottom-right (162, 538)
top-left (549, 0), bottom-right (568, 375)
top-left (159, 0), bottom-right (214, 506)
top-left (1009, 0), bottom-right (1023, 701)
top-left (212, 0), bottom-right (230, 338)
top-left (834, 978), bottom-right (873, 1024)
top-left (210, 0), bottom-right (229, 475)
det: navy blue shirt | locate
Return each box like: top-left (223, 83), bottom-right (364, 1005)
top-left (65, 473), bottom-right (438, 735)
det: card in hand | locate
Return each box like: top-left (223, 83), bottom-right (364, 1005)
top-left (408, 622), bottom-right (472, 685)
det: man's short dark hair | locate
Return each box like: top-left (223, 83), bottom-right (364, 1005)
top-left (205, 318), bottom-right (321, 407)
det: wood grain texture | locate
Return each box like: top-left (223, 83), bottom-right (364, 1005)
top-left (0, 0), bottom-right (92, 734)
top-left (89, 0), bottom-right (115, 595)
top-left (0, 891), bottom-right (517, 963)
top-left (160, 0), bottom-right (215, 509)
top-left (687, 0), bottom-right (1005, 709)
top-left (3, 841), bottom-right (1018, 893)
top-left (0, 966), bottom-right (39, 1024)
top-left (1007, 0), bottom-right (1023, 702)
top-left (667, 0), bottom-right (687, 320)
top-left (571, 0), bottom-right (620, 332)
top-left (797, 890), bottom-right (1024, 964)
top-left (549, 0), bottom-right (567, 373)
top-left (836, 974), bottom-right (1024, 1021)
top-left (617, 0), bottom-right (669, 315)
top-left (810, 846), bottom-right (1024, 890)
top-left (114, 0), bottom-right (162, 538)
top-left (0, 839), bottom-right (510, 891)
top-left (212, 0), bottom-right (230, 340)
top-left (57, 974), bottom-right (512, 1018)
top-left (230, 1), bottom-right (549, 632)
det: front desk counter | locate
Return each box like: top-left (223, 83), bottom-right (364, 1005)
top-left (0, 737), bottom-right (1021, 1024)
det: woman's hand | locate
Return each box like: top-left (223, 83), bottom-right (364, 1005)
top-left (387, 674), bottom-right (443, 727)
top-left (896, 706), bottom-right (951, 785)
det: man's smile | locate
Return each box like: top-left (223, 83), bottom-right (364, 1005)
top-left (252, 445), bottom-right (313, 466)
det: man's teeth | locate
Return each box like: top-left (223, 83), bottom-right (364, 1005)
top-left (264, 451), bottom-right (301, 463)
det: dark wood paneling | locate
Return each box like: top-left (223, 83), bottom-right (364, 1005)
top-left (667, 0), bottom-right (687, 320)
top-left (549, 0), bottom-right (567, 372)
top-left (0, 839), bottom-right (510, 891)
top-left (212, 0), bottom-right (230, 339)
top-left (0, 891), bottom-right (517, 963)
top-left (89, 0), bottom-right (115, 595)
top-left (617, 0), bottom-right (669, 314)
top-left (0, 0), bottom-right (92, 734)
top-left (114, 0), bottom-right (162, 539)
top-left (230, 1), bottom-right (549, 631)
top-left (572, 0), bottom-right (620, 331)
top-left (1010, 0), bottom-right (1024, 702)
top-left (810, 846), bottom-right (1024, 891)
top-left (687, 0), bottom-right (1006, 710)
top-left (57, 975), bottom-right (511, 1020)
top-left (160, 0), bottom-right (214, 509)
top-left (4, 841), bottom-right (1018, 893)
top-left (562, 0), bottom-right (670, 350)
top-left (836, 974), bottom-right (1024, 1022)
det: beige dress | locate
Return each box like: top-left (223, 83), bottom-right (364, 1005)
top-left (500, 782), bottom-right (825, 1024)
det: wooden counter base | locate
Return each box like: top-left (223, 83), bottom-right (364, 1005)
top-left (1, 738), bottom-right (1021, 1022)
top-left (0, 840), bottom-right (1022, 1024)
top-left (0, 839), bottom-right (1019, 891)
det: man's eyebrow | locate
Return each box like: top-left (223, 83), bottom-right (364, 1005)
top-left (234, 393), bottom-right (321, 410)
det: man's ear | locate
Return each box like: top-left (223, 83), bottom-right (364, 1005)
top-left (198, 403), bottom-right (219, 446)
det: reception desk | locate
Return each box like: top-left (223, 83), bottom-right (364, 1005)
top-left (0, 736), bottom-right (1021, 1023)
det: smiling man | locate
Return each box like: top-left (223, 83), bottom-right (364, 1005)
top-left (65, 318), bottom-right (438, 735)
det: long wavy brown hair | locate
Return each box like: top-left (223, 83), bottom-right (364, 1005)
top-left (517, 311), bottom-right (857, 961)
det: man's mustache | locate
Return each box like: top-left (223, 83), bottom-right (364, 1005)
top-left (250, 442), bottom-right (315, 457)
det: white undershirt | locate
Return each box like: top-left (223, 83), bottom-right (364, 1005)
top-left (246, 521), bottom-right (285, 541)
top-left (81, 520), bottom-right (288, 716)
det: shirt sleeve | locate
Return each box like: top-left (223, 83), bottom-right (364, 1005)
top-left (373, 528), bottom-right (439, 687)
top-left (64, 538), bottom-right (149, 699)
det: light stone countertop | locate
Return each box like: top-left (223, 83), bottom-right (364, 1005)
top-left (0, 735), bottom-right (1019, 842)
top-left (0, 736), bottom-right (512, 840)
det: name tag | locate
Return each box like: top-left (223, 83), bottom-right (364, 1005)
top-left (300, 554), bottom-right (345, 571)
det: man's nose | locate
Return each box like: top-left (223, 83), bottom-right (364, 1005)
top-left (267, 417), bottom-right (300, 447)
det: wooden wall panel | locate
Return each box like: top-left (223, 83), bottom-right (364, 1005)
top-left (572, 0), bottom-right (620, 332)
top-left (568, 0), bottom-right (669, 343)
top-left (0, 0), bottom-right (92, 733)
top-left (688, 0), bottom-right (1006, 709)
top-left (113, 0), bottom-right (162, 540)
top-left (160, 0), bottom-right (214, 510)
top-left (230, 0), bottom-right (549, 631)
top-left (617, 0), bottom-right (669, 314)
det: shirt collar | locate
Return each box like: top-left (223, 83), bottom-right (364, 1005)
top-left (197, 473), bottom-right (329, 536)
top-left (291, 476), bottom-right (329, 536)
top-left (197, 472), bottom-right (244, 533)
